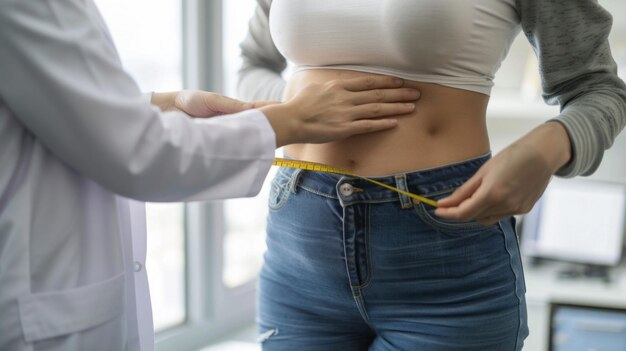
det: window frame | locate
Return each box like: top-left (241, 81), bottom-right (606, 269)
top-left (156, 1), bottom-right (258, 350)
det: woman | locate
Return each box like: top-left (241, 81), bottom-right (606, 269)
top-left (238, 1), bottom-right (626, 350)
top-left (0, 1), bottom-right (420, 350)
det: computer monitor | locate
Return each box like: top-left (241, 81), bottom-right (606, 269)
top-left (548, 303), bottom-right (626, 351)
top-left (521, 179), bottom-right (626, 266)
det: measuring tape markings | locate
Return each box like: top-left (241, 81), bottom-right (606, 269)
top-left (272, 158), bottom-right (438, 207)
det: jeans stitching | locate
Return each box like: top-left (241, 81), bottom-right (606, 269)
top-left (297, 184), bottom-right (338, 199)
top-left (341, 198), bottom-right (403, 206)
top-left (357, 204), bottom-right (373, 289)
top-left (498, 219), bottom-right (525, 351)
top-left (264, 155), bottom-right (528, 348)
top-left (268, 178), bottom-right (292, 211)
top-left (352, 288), bottom-right (373, 326)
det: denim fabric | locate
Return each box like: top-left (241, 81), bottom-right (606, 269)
top-left (258, 154), bottom-right (528, 351)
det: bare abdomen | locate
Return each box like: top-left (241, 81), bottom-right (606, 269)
top-left (283, 69), bottom-right (492, 176)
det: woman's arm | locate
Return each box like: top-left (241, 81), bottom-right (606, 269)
top-left (517, 0), bottom-right (626, 177)
top-left (238, 0), bottom-right (287, 101)
top-left (436, 0), bottom-right (626, 224)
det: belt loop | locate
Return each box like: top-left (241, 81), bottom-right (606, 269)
top-left (289, 168), bottom-right (304, 193)
top-left (394, 174), bottom-right (413, 209)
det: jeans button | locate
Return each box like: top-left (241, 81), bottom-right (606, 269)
top-left (339, 183), bottom-right (354, 196)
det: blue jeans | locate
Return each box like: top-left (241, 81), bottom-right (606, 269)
top-left (258, 154), bottom-right (528, 350)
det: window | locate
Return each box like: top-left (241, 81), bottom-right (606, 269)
top-left (221, 0), bottom-right (271, 288)
top-left (97, 0), bottom-right (183, 92)
top-left (97, 1), bottom-right (268, 349)
top-left (95, 0), bottom-right (186, 333)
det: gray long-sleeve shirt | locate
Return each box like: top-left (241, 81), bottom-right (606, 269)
top-left (238, 0), bottom-right (626, 178)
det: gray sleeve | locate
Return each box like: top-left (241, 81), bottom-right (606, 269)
top-left (515, 0), bottom-right (626, 177)
top-left (238, 0), bottom-right (287, 101)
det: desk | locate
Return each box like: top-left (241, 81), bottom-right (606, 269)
top-left (523, 260), bottom-right (626, 350)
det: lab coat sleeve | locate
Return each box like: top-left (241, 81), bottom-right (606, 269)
top-left (0, 0), bottom-right (276, 202)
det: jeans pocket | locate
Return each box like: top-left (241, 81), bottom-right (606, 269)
top-left (413, 189), bottom-right (491, 235)
top-left (268, 170), bottom-right (293, 211)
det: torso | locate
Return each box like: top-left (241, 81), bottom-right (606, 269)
top-left (283, 69), bottom-right (491, 176)
top-left (271, 0), bottom-right (521, 175)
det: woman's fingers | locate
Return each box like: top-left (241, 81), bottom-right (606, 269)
top-left (436, 178), bottom-right (509, 226)
top-left (436, 174), bottom-right (483, 208)
top-left (435, 132), bottom-right (559, 223)
top-left (435, 185), bottom-right (491, 221)
top-left (476, 216), bottom-right (506, 226)
top-left (469, 203), bottom-right (512, 225)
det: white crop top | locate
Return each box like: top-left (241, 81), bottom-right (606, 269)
top-left (269, 0), bottom-right (521, 95)
top-left (240, 0), bottom-right (626, 178)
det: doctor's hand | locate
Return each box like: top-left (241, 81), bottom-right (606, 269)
top-left (151, 90), bottom-right (276, 117)
top-left (434, 122), bottom-right (572, 226)
top-left (260, 76), bottom-right (420, 147)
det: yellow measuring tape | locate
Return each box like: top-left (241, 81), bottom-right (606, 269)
top-left (272, 158), bottom-right (438, 207)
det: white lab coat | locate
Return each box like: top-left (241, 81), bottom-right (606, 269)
top-left (0, 1), bottom-right (276, 350)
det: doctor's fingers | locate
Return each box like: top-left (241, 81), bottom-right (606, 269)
top-left (197, 93), bottom-right (254, 115)
top-left (339, 118), bottom-right (401, 137)
top-left (340, 76), bottom-right (406, 91)
top-left (177, 91), bottom-right (266, 118)
top-left (350, 88), bottom-right (421, 105)
top-left (243, 100), bottom-right (281, 109)
top-left (348, 102), bottom-right (416, 119)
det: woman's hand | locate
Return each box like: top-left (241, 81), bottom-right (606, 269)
top-left (260, 76), bottom-right (420, 147)
top-left (151, 90), bottom-right (277, 117)
top-left (435, 122), bottom-right (572, 225)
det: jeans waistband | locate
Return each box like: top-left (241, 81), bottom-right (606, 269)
top-left (277, 153), bottom-right (491, 207)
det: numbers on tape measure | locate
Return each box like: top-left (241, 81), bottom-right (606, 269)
top-left (272, 158), bottom-right (438, 207)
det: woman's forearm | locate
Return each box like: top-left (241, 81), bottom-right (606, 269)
top-left (516, 121), bottom-right (572, 174)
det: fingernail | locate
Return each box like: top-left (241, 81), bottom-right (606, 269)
top-left (405, 103), bottom-right (416, 110)
top-left (393, 78), bottom-right (403, 85)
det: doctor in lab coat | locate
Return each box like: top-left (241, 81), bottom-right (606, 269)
top-left (0, 1), bottom-right (419, 350)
